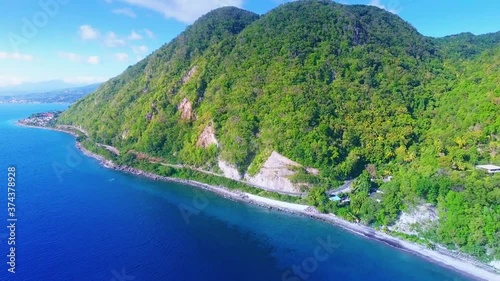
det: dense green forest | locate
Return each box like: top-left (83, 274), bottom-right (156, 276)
top-left (57, 1), bottom-right (500, 263)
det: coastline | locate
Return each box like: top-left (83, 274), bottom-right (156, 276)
top-left (18, 123), bottom-right (81, 137)
top-left (23, 123), bottom-right (500, 281)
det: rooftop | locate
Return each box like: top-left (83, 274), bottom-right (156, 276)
top-left (329, 195), bottom-right (341, 201)
top-left (476, 164), bottom-right (500, 170)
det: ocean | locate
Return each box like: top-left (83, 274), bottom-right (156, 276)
top-left (0, 104), bottom-right (470, 281)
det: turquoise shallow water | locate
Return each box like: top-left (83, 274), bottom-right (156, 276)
top-left (0, 104), bottom-right (471, 280)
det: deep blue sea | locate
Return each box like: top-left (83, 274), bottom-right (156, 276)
top-left (0, 104), bottom-right (471, 281)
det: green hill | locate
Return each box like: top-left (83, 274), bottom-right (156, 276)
top-left (57, 0), bottom-right (500, 263)
top-left (60, 1), bottom-right (440, 177)
top-left (433, 31), bottom-right (500, 60)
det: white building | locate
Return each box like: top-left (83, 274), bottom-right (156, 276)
top-left (476, 164), bottom-right (500, 174)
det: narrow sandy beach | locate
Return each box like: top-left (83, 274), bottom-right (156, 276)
top-left (243, 195), bottom-right (500, 281)
top-left (23, 124), bottom-right (500, 281)
top-left (245, 193), bottom-right (309, 212)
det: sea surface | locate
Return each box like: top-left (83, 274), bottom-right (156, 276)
top-left (0, 104), bottom-right (470, 281)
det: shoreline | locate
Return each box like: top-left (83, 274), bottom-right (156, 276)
top-left (18, 123), bottom-right (81, 137)
top-left (23, 123), bottom-right (500, 281)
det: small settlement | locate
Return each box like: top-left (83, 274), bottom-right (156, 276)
top-left (18, 111), bottom-right (62, 127)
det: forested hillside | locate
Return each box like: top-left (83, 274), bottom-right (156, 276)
top-left (57, 0), bottom-right (500, 263)
top-left (434, 31), bottom-right (500, 60)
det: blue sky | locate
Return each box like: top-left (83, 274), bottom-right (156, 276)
top-left (0, 0), bottom-right (499, 88)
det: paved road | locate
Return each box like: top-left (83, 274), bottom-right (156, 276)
top-left (56, 125), bottom-right (89, 137)
top-left (71, 131), bottom-right (304, 197)
top-left (329, 180), bottom-right (353, 195)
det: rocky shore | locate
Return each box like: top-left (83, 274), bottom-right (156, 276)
top-left (26, 124), bottom-right (500, 281)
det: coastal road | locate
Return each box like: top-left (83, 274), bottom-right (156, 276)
top-left (329, 180), bottom-right (353, 195)
top-left (56, 125), bottom-right (89, 137)
top-left (86, 143), bottom-right (304, 198)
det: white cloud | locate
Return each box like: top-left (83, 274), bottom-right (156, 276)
top-left (131, 45), bottom-right (149, 61)
top-left (115, 52), bottom-right (129, 62)
top-left (77, 26), bottom-right (130, 48)
top-left (63, 76), bottom-right (108, 84)
top-left (117, 0), bottom-right (243, 23)
top-left (87, 56), bottom-right (100, 65)
top-left (104, 32), bottom-right (126, 47)
top-left (79, 25), bottom-right (100, 40)
top-left (132, 45), bottom-right (148, 54)
top-left (113, 8), bottom-right (137, 18)
top-left (59, 52), bottom-right (100, 64)
top-left (59, 52), bottom-right (82, 63)
top-left (144, 29), bottom-right (155, 39)
top-left (0, 52), bottom-right (34, 61)
top-left (0, 76), bottom-right (28, 87)
top-left (369, 0), bottom-right (398, 14)
top-left (128, 30), bottom-right (143, 40)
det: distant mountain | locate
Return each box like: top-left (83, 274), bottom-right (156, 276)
top-left (0, 80), bottom-right (94, 96)
top-left (0, 83), bottom-right (101, 104)
top-left (433, 31), bottom-right (500, 60)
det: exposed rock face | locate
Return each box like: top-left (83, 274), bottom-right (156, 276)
top-left (389, 203), bottom-right (438, 235)
top-left (489, 260), bottom-right (500, 270)
top-left (121, 129), bottom-right (129, 140)
top-left (218, 160), bottom-right (242, 180)
top-left (182, 65), bottom-right (197, 84)
top-left (178, 98), bottom-right (193, 120)
top-left (306, 167), bottom-right (320, 175)
top-left (245, 151), bottom-right (302, 193)
top-left (196, 125), bottom-right (218, 148)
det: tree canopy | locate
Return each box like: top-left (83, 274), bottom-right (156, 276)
top-left (58, 0), bottom-right (500, 262)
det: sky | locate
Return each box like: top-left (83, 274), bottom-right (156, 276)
top-left (0, 0), bottom-right (499, 88)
